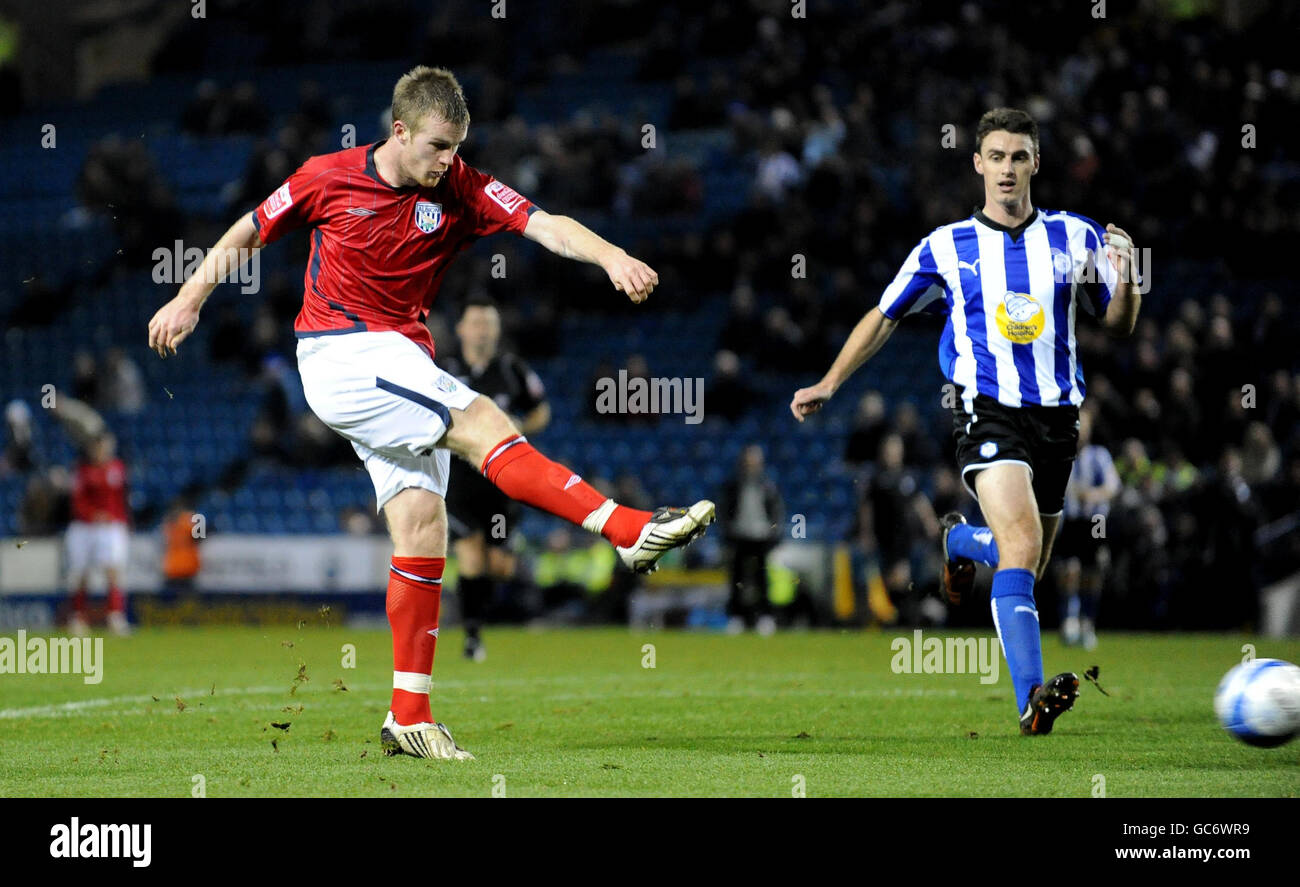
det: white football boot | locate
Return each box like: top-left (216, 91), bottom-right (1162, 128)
top-left (380, 712), bottom-right (475, 760)
top-left (616, 500), bottom-right (716, 574)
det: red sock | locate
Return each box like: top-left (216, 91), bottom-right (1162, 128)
top-left (106, 584), bottom-right (125, 614)
top-left (72, 585), bottom-right (88, 614)
top-left (480, 435), bottom-right (651, 548)
top-left (387, 556), bottom-right (443, 725)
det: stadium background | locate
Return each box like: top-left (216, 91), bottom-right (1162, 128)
top-left (0, 0), bottom-right (1297, 635)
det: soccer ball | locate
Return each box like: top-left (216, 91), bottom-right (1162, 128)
top-left (1214, 658), bottom-right (1300, 747)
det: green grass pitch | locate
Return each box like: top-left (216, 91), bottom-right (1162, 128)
top-left (1, 627), bottom-right (1297, 797)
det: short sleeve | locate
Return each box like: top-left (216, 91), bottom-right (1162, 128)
top-left (878, 238), bottom-right (948, 320)
top-left (251, 162), bottom-right (329, 245)
top-left (1074, 222), bottom-right (1115, 318)
top-left (456, 161), bottom-right (538, 238)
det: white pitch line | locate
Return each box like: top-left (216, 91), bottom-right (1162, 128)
top-left (0, 682), bottom-right (388, 720)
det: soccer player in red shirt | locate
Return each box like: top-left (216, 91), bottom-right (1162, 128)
top-left (148, 66), bottom-right (714, 760)
top-left (66, 432), bottom-right (132, 636)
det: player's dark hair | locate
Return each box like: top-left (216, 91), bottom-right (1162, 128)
top-left (975, 108), bottom-right (1039, 154)
top-left (461, 294), bottom-right (499, 317)
top-left (392, 65), bottom-right (470, 131)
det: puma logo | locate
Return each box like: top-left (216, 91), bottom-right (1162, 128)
top-left (958, 259), bottom-right (981, 275)
top-left (1013, 605), bottom-right (1039, 622)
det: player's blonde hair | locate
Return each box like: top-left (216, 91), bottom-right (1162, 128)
top-left (391, 65), bottom-right (470, 132)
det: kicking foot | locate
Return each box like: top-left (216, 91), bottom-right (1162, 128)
top-left (380, 711), bottom-right (475, 760)
top-left (939, 512), bottom-right (976, 606)
top-left (616, 500), bottom-right (715, 574)
top-left (1019, 672), bottom-right (1080, 735)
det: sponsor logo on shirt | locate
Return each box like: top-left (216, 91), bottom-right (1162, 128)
top-left (995, 291), bottom-right (1045, 343)
top-left (414, 201), bottom-right (443, 233)
top-left (484, 180), bottom-right (525, 214)
top-left (263, 182), bottom-right (294, 220)
top-left (435, 374), bottom-right (458, 393)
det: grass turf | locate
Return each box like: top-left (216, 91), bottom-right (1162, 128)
top-left (0, 627), bottom-right (1297, 797)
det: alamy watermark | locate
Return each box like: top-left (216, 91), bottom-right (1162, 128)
top-left (594, 370), bottom-right (704, 424)
top-left (890, 630), bottom-right (999, 685)
top-left (0, 631), bottom-right (103, 684)
top-left (49, 818), bottom-right (150, 867)
top-left (152, 241), bottom-right (260, 294)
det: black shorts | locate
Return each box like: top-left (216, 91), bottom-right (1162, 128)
top-left (951, 394), bottom-right (1079, 515)
top-left (1052, 516), bottom-right (1104, 566)
top-left (445, 461), bottom-right (519, 544)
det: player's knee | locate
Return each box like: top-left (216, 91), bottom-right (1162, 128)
top-left (998, 522), bottom-right (1042, 571)
top-left (385, 492), bottom-right (447, 554)
top-left (449, 396), bottom-right (517, 464)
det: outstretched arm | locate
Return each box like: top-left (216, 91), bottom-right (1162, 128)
top-left (523, 210), bottom-right (658, 303)
top-left (147, 213), bottom-right (263, 357)
top-left (789, 307), bottom-right (898, 422)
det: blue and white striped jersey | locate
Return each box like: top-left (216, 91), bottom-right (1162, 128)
top-left (878, 209), bottom-right (1119, 411)
top-left (1063, 444), bottom-right (1119, 520)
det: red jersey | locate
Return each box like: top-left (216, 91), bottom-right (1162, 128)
top-left (72, 459), bottom-right (129, 524)
top-left (251, 143), bottom-right (537, 357)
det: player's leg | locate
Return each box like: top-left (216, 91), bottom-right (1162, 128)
top-left (103, 523), bottom-right (130, 635)
top-left (296, 333), bottom-right (470, 758)
top-left (453, 532), bottom-right (490, 661)
top-left (486, 545), bottom-right (516, 581)
top-left (1058, 554), bottom-right (1084, 646)
top-left (972, 463), bottom-right (1050, 719)
top-left (1035, 512), bottom-right (1061, 582)
top-left (377, 484), bottom-right (472, 759)
top-left (64, 522), bottom-right (91, 634)
top-left (1080, 555), bottom-right (1104, 650)
top-left (382, 486), bottom-right (446, 721)
top-left (444, 393), bottom-right (714, 572)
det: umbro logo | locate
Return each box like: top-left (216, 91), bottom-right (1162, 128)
top-left (958, 259), bottom-right (980, 275)
top-left (346, 207), bottom-right (377, 216)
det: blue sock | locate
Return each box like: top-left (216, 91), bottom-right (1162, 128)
top-left (1080, 591), bottom-right (1098, 622)
top-left (990, 568), bottom-right (1043, 713)
top-left (947, 523), bottom-right (999, 566)
top-left (1065, 594), bottom-right (1081, 621)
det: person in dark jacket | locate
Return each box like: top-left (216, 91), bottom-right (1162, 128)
top-left (719, 444), bottom-right (784, 635)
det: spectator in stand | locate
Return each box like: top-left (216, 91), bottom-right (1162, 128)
top-left (2, 400), bottom-right (36, 476)
top-left (844, 391), bottom-right (887, 467)
top-left (100, 347), bottom-right (146, 415)
top-left (706, 350), bottom-right (758, 423)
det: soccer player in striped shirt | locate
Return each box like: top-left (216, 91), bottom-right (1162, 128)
top-left (791, 108), bottom-right (1142, 735)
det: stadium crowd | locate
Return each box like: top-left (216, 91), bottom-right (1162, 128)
top-left (3, 0), bottom-right (1297, 630)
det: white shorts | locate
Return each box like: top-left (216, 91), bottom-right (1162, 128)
top-left (296, 331), bottom-right (480, 511)
top-left (65, 521), bottom-right (129, 575)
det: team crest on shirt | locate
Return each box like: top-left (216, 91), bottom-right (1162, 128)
top-left (995, 291), bottom-right (1045, 344)
top-left (414, 201), bottom-right (444, 234)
